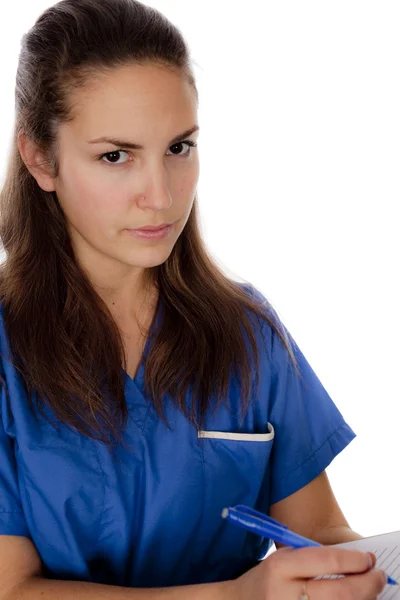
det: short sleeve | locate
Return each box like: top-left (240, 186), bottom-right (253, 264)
top-left (266, 328), bottom-right (356, 505)
top-left (0, 381), bottom-right (30, 537)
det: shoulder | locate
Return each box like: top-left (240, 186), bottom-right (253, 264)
top-left (0, 304), bottom-right (13, 371)
top-left (0, 303), bottom-right (25, 410)
top-left (0, 305), bottom-right (16, 434)
top-left (235, 281), bottom-right (293, 367)
top-left (235, 280), bottom-right (274, 326)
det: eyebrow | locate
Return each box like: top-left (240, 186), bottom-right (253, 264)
top-left (87, 125), bottom-right (199, 149)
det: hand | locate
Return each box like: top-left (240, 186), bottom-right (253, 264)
top-left (230, 546), bottom-right (387, 600)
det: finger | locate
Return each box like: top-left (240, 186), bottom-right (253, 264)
top-left (272, 546), bottom-right (376, 579)
top-left (305, 567), bottom-right (387, 600)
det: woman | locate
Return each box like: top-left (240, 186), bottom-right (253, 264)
top-left (0, 0), bottom-right (386, 598)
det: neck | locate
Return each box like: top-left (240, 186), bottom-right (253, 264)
top-left (95, 273), bottom-right (158, 331)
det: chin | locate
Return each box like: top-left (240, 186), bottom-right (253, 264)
top-left (125, 246), bottom-right (174, 269)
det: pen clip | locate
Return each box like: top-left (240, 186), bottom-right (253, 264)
top-left (234, 504), bottom-right (289, 531)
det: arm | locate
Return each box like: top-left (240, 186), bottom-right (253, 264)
top-left (6, 578), bottom-right (231, 600)
top-left (2, 538), bottom-right (386, 600)
top-left (269, 471), bottom-right (362, 547)
top-left (0, 536), bottom-right (232, 600)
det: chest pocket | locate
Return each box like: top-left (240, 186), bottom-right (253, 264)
top-left (198, 422), bottom-right (275, 507)
top-left (192, 422), bottom-right (275, 576)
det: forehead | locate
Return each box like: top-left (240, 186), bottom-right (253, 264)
top-left (64, 63), bottom-right (198, 141)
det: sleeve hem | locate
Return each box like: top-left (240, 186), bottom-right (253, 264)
top-left (0, 511), bottom-right (30, 537)
top-left (269, 423), bottom-right (356, 505)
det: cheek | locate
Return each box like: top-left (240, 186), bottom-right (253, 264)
top-left (188, 159), bottom-right (200, 190)
top-left (57, 166), bottom-right (126, 229)
top-left (175, 162), bottom-right (199, 208)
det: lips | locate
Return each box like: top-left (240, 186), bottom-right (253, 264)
top-left (125, 223), bottom-right (173, 240)
top-left (133, 224), bottom-right (170, 232)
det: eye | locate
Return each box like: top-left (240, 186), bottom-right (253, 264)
top-left (167, 140), bottom-right (197, 156)
top-left (100, 150), bottom-right (130, 165)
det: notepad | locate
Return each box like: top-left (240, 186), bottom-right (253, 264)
top-left (332, 531), bottom-right (400, 599)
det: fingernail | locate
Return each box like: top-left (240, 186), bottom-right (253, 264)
top-left (367, 552), bottom-right (376, 569)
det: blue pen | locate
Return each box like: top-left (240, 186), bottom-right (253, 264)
top-left (222, 505), bottom-right (398, 586)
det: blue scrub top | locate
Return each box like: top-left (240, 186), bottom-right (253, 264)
top-left (0, 287), bottom-right (355, 587)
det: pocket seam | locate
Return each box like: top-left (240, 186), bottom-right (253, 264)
top-left (198, 422), bottom-right (275, 442)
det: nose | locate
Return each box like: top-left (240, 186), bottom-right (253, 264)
top-left (136, 163), bottom-right (172, 211)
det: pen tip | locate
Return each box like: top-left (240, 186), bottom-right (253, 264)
top-left (387, 576), bottom-right (398, 585)
top-left (221, 508), bottom-right (228, 519)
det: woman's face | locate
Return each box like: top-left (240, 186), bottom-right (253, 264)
top-left (53, 63), bottom-right (199, 278)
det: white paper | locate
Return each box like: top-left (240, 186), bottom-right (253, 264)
top-left (333, 530), bottom-right (400, 599)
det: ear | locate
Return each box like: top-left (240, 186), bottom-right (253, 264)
top-left (17, 133), bottom-right (56, 192)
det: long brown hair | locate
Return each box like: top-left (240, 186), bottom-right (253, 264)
top-left (0, 0), bottom-right (294, 444)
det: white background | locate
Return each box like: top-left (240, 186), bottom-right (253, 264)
top-left (1, 1), bottom-right (399, 537)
